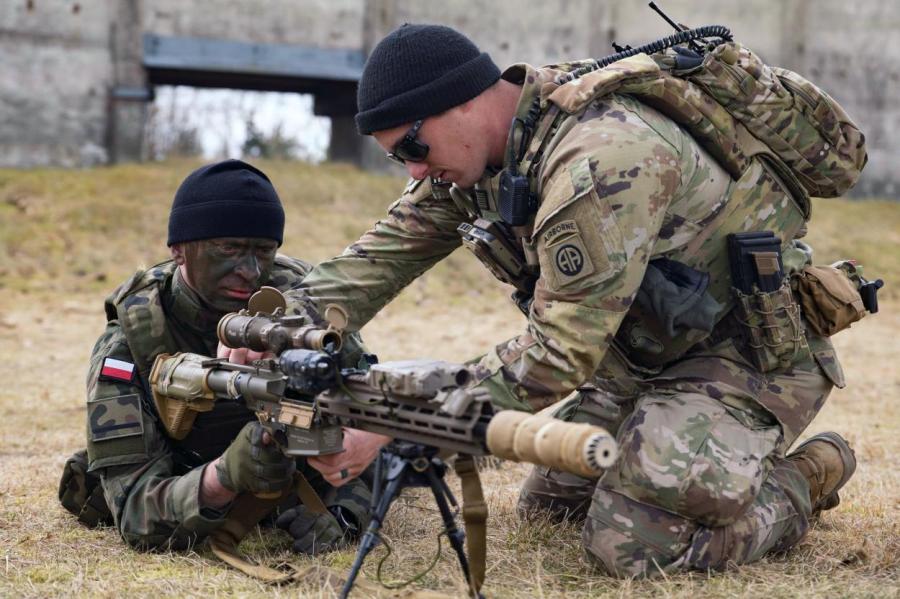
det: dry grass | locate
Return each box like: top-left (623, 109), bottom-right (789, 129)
top-left (0, 159), bottom-right (897, 598)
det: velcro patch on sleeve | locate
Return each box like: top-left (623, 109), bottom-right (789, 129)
top-left (88, 394), bottom-right (144, 442)
top-left (544, 220), bottom-right (597, 287)
top-left (99, 357), bottom-right (136, 383)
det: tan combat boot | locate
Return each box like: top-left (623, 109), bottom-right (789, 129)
top-left (787, 432), bottom-right (857, 514)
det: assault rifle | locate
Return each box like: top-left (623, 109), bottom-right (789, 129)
top-left (149, 289), bottom-right (617, 597)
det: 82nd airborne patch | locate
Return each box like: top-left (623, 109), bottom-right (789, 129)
top-left (543, 219), bottom-right (595, 287)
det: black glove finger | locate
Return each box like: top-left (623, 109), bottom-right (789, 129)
top-left (274, 506), bottom-right (300, 530)
top-left (286, 506), bottom-right (320, 539)
top-left (247, 421), bottom-right (266, 446)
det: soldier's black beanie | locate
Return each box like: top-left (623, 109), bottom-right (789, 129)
top-left (167, 159), bottom-right (284, 246)
top-left (355, 24), bottom-right (501, 135)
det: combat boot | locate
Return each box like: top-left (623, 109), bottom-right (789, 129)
top-left (787, 432), bottom-right (857, 515)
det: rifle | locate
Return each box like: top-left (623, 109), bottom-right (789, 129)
top-left (149, 290), bottom-right (617, 597)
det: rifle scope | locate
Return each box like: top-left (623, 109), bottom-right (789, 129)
top-left (218, 312), bottom-right (342, 354)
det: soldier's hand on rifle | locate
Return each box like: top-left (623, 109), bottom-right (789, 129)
top-left (309, 428), bottom-right (391, 487)
top-left (215, 421), bottom-right (296, 495)
top-left (217, 341), bottom-right (274, 365)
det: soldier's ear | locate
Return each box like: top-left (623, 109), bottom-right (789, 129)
top-left (170, 243), bottom-right (186, 265)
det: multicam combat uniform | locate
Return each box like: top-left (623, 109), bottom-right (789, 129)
top-left (292, 59), bottom-right (849, 576)
top-left (77, 257), bottom-right (370, 550)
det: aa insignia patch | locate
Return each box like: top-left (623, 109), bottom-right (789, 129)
top-left (544, 220), bottom-right (595, 286)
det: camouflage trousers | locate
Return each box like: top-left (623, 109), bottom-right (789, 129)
top-left (518, 341), bottom-right (833, 577)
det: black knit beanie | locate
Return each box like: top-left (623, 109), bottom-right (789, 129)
top-left (355, 24), bottom-right (501, 135)
top-left (167, 159), bottom-right (285, 246)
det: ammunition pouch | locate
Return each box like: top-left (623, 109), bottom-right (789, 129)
top-left (733, 280), bottom-right (808, 373)
top-left (58, 449), bottom-right (113, 527)
top-left (793, 264), bottom-right (868, 337)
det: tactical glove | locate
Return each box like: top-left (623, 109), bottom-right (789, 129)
top-left (274, 504), bottom-right (351, 555)
top-left (215, 421), bottom-right (295, 495)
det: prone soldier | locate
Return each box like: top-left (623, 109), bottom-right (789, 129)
top-left (58, 159), bottom-right (371, 556)
top-left (283, 24), bottom-right (870, 577)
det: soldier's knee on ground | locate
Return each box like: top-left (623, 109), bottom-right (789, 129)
top-left (582, 487), bottom-right (697, 577)
top-left (516, 465), bottom-right (596, 522)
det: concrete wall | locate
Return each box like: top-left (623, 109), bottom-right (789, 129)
top-left (0, 1), bottom-right (114, 167)
top-left (1, 0), bottom-right (896, 197)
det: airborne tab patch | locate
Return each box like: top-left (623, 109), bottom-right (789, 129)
top-left (88, 394), bottom-right (144, 442)
top-left (544, 220), bottom-right (595, 287)
top-left (100, 357), bottom-right (135, 383)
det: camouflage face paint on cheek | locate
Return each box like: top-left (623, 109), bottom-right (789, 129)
top-left (182, 239), bottom-right (276, 312)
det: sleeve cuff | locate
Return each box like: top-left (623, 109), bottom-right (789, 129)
top-left (169, 465), bottom-right (230, 537)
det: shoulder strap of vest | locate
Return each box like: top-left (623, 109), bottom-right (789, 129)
top-left (110, 261), bottom-right (179, 379)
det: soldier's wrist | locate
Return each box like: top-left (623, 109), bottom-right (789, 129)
top-left (202, 459), bottom-right (238, 508)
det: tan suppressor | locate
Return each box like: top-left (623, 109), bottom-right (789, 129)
top-left (486, 411), bottom-right (617, 477)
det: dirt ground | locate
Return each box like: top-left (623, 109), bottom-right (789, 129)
top-left (0, 161), bottom-right (897, 598)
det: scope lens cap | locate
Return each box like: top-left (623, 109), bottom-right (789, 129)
top-left (248, 286), bottom-right (287, 314)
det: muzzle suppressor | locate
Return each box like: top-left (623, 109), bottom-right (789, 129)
top-left (485, 411), bottom-right (616, 476)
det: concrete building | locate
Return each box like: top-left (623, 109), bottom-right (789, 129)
top-left (1, 0), bottom-right (896, 196)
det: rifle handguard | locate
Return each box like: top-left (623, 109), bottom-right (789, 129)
top-left (485, 411), bottom-right (616, 477)
top-left (217, 312), bottom-right (342, 354)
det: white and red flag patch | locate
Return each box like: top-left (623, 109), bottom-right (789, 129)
top-left (100, 357), bottom-right (136, 382)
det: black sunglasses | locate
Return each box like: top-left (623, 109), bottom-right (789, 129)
top-left (386, 120), bottom-right (429, 165)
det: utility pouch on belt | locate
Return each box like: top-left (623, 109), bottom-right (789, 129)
top-left (458, 218), bottom-right (537, 298)
top-left (793, 261), bottom-right (880, 337)
top-left (58, 449), bottom-right (113, 527)
top-left (728, 232), bottom-right (808, 372)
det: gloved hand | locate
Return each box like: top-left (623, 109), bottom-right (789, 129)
top-left (215, 421), bottom-right (295, 495)
top-left (274, 504), bottom-right (354, 555)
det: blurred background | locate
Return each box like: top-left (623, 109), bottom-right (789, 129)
top-left (1, 0), bottom-right (898, 197)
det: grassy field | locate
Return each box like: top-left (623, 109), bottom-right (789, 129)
top-left (0, 159), bottom-right (897, 598)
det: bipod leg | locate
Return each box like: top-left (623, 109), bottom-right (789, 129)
top-left (340, 451), bottom-right (409, 599)
top-left (424, 464), bottom-right (484, 599)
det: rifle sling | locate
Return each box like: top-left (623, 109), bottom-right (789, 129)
top-left (294, 468), bottom-right (329, 515)
top-left (453, 454), bottom-right (487, 595)
top-left (208, 470), bottom-right (329, 582)
top-left (208, 487), bottom-right (297, 583)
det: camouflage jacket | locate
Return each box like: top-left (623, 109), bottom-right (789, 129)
top-left (86, 256), bottom-right (315, 550)
top-left (294, 61), bottom-right (839, 438)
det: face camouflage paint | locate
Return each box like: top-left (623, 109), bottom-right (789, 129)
top-left (180, 237), bottom-right (278, 312)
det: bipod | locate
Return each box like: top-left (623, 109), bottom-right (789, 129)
top-left (340, 441), bottom-right (483, 599)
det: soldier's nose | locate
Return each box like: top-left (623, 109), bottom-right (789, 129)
top-left (235, 255), bottom-right (261, 281)
top-left (406, 162), bottom-right (430, 180)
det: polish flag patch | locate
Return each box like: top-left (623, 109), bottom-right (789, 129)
top-left (100, 357), bottom-right (136, 382)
